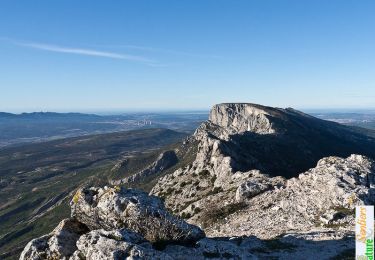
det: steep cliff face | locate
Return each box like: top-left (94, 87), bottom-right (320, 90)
top-left (200, 103), bottom-right (375, 177)
top-left (209, 103), bottom-right (281, 134)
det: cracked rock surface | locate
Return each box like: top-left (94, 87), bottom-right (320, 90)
top-left (70, 186), bottom-right (205, 243)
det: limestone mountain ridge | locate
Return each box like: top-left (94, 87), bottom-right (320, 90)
top-left (20, 103), bottom-right (375, 259)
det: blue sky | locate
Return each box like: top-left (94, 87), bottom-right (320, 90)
top-left (0, 0), bottom-right (374, 112)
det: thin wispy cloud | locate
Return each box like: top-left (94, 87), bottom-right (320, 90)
top-left (95, 44), bottom-right (221, 59)
top-left (2, 38), bottom-right (158, 65)
top-left (22, 42), bottom-right (154, 62)
top-left (0, 37), bottom-right (217, 66)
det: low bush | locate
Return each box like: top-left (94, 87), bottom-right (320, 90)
top-left (200, 202), bottom-right (247, 228)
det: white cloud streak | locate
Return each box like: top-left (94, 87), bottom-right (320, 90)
top-left (15, 41), bottom-right (157, 64)
top-left (95, 44), bottom-right (221, 59)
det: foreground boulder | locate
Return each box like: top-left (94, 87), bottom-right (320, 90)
top-left (70, 186), bottom-right (205, 243)
top-left (70, 229), bottom-right (173, 260)
top-left (21, 222), bottom-right (354, 259)
top-left (20, 218), bottom-right (89, 260)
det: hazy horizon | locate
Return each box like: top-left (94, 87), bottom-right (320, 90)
top-left (2, 106), bottom-right (375, 115)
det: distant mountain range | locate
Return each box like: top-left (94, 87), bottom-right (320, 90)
top-left (0, 111), bottom-right (208, 148)
top-left (0, 112), bottom-right (101, 119)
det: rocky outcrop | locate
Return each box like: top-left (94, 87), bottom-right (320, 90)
top-left (235, 181), bottom-right (271, 202)
top-left (209, 103), bottom-right (283, 134)
top-left (69, 229), bottom-right (172, 260)
top-left (20, 219), bottom-right (89, 260)
top-left (112, 151), bottom-right (178, 185)
top-left (152, 153), bottom-right (374, 239)
top-left (21, 186), bottom-right (205, 259)
top-left (151, 167), bottom-right (284, 218)
top-left (207, 155), bottom-right (375, 238)
top-left (205, 103), bottom-right (375, 175)
top-left (70, 186), bottom-right (204, 243)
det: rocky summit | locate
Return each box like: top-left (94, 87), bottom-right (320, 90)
top-left (20, 103), bottom-right (375, 259)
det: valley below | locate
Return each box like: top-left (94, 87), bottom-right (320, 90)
top-left (0, 128), bottom-right (188, 258)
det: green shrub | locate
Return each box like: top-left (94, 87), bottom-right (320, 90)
top-left (200, 202), bottom-right (247, 228)
top-left (181, 212), bottom-right (192, 219)
top-left (162, 187), bottom-right (174, 196)
top-left (198, 170), bottom-right (210, 177)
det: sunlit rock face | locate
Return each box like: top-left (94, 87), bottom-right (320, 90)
top-left (209, 103), bottom-right (280, 135)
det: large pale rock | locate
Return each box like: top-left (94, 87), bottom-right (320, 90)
top-left (235, 181), bottom-right (271, 202)
top-left (209, 103), bottom-right (281, 134)
top-left (70, 229), bottom-right (172, 260)
top-left (20, 218), bottom-right (89, 260)
top-left (69, 228), bottom-right (354, 260)
top-left (71, 186), bottom-right (205, 243)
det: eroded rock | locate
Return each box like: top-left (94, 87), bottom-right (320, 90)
top-left (209, 155), bottom-right (375, 238)
top-left (112, 150), bottom-right (178, 185)
top-left (235, 181), bottom-right (271, 202)
top-left (70, 229), bottom-right (172, 260)
top-left (20, 218), bottom-right (89, 260)
top-left (209, 103), bottom-right (282, 135)
top-left (71, 186), bottom-right (205, 243)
